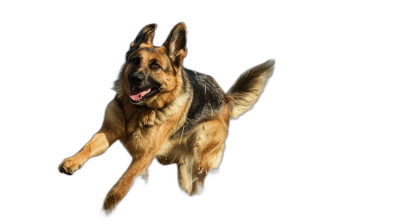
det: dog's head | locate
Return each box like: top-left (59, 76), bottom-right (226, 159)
top-left (120, 23), bottom-right (187, 108)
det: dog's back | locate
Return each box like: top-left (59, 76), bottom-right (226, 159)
top-left (170, 69), bottom-right (226, 138)
top-left (178, 60), bottom-right (275, 135)
top-left (184, 68), bottom-right (225, 120)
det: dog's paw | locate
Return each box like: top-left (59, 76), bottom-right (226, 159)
top-left (59, 158), bottom-right (83, 175)
top-left (103, 189), bottom-right (123, 212)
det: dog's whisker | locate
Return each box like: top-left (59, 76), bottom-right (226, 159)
top-left (180, 126), bottom-right (185, 143)
top-left (206, 140), bottom-right (225, 158)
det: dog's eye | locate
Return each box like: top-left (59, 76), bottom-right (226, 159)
top-left (130, 58), bottom-right (140, 65)
top-left (152, 64), bottom-right (160, 68)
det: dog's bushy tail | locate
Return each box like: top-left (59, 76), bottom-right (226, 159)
top-left (226, 60), bottom-right (275, 119)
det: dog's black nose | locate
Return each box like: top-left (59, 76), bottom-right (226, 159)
top-left (129, 73), bottom-right (145, 85)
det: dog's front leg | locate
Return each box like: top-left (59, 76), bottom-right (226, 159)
top-left (103, 115), bottom-right (182, 211)
top-left (59, 99), bottom-right (126, 175)
top-left (103, 150), bottom-right (155, 211)
top-left (59, 133), bottom-right (111, 175)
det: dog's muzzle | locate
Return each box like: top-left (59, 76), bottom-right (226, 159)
top-left (128, 73), bottom-right (145, 86)
top-left (127, 73), bottom-right (160, 103)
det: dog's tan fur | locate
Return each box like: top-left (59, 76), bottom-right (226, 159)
top-left (59, 22), bottom-right (275, 212)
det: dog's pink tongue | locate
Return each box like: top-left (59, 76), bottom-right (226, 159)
top-left (130, 88), bottom-right (151, 101)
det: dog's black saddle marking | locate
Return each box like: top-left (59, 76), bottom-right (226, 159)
top-left (184, 68), bottom-right (224, 121)
top-left (171, 68), bottom-right (224, 139)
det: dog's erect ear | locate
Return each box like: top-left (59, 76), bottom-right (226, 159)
top-left (163, 22), bottom-right (187, 66)
top-left (130, 24), bottom-right (157, 48)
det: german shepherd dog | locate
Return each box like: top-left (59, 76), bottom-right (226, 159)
top-left (59, 22), bottom-right (275, 211)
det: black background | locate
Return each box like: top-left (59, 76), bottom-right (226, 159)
top-left (12, 5), bottom-right (340, 223)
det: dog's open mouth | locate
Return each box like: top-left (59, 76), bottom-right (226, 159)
top-left (129, 86), bottom-right (159, 103)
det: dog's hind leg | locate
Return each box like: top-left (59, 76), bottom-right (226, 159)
top-left (176, 161), bottom-right (192, 194)
top-left (178, 118), bottom-right (228, 195)
top-left (176, 159), bottom-right (205, 196)
top-left (194, 139), bottom-right (225, 191)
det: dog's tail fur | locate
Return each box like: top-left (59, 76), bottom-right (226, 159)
top-left (226, 60), bottom-right (275, 119)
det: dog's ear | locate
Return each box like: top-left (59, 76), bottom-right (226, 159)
top-left (130, 24), bottom-right (157, 48)
top-left (163, 22), bottom-right (187, 67)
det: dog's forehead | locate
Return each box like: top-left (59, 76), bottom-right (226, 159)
top-left (136, 47), bottom-right (168, 62)
top-left (134, 47), bottom-right (156, 56)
